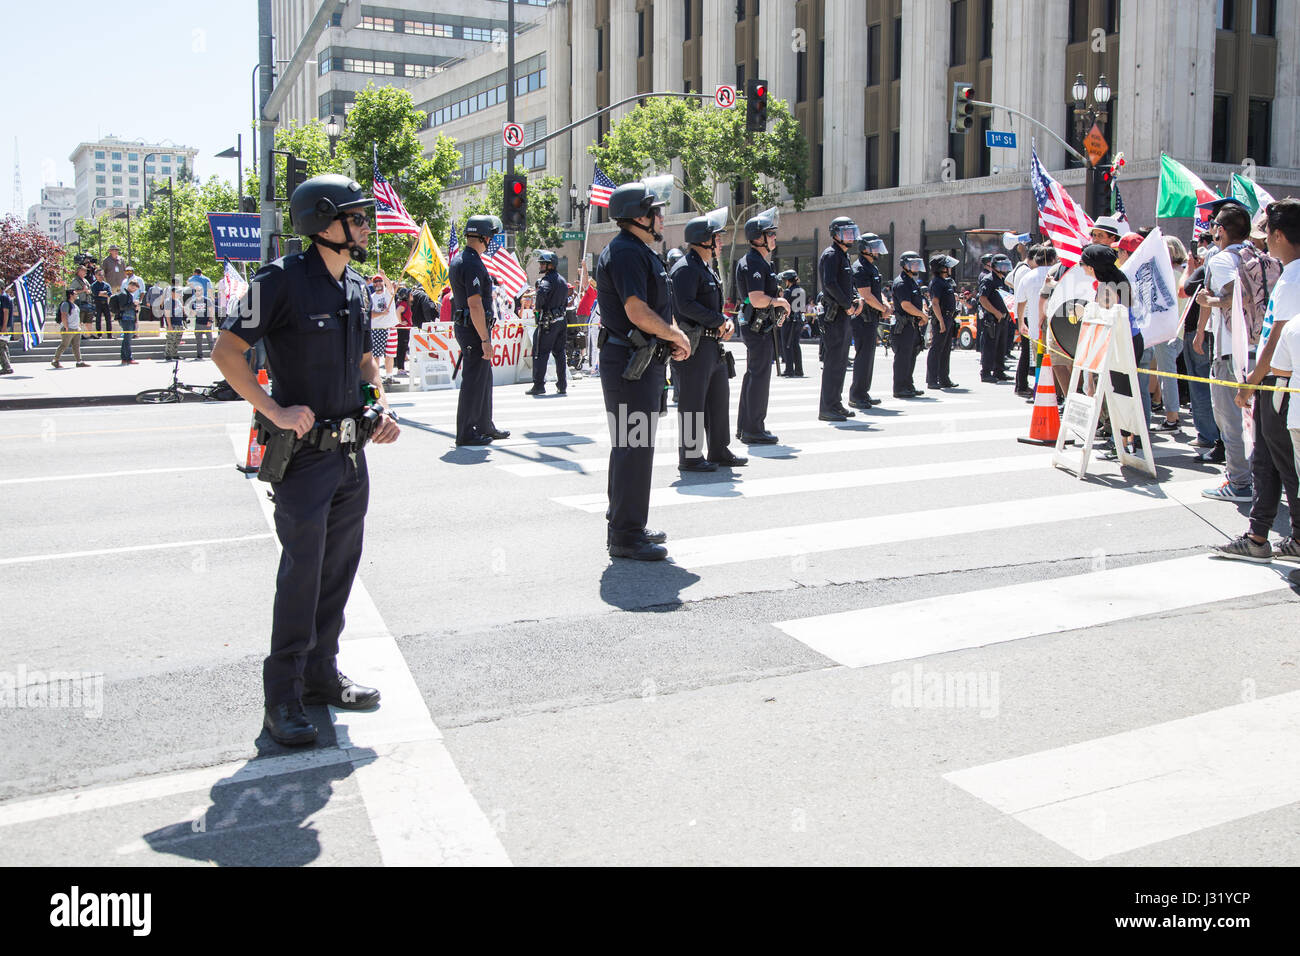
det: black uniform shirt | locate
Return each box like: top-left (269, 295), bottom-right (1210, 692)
top-left (977, 273), bottom-right (1008, 321)
top-left (852, 256), bottom-right (883, 319)
top-left (818, 244), bottom-right (856, 309)
top-left (222, 242), bottom-right (370, 421)
top-left (735, 248), bottom-right (778, 306)
top-left (669, 249), bottom-right (726, 329)
top-left (929, 276), bottom-right (958, 322)
top-left (535, 270), bottom-right (569, 313)
top-left (596, 229), bottom-right (670, 337)
top-left (449, 246), bottom-right (495, 323)
top-left (892, 272), bottom-right (925, 315)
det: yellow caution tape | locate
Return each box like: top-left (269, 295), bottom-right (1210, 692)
top-left (1036, 341), bottom-right (1300, 394)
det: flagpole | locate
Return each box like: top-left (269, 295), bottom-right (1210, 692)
top-left (579, 188), bottom-right (594, 273)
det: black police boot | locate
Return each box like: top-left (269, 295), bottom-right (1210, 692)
top-left (847, 397), bottom-right (871, 409)
top-left (456, 434), bottom-right (493, 446)
top-left (708, 452), bottom-right (748, 467)
top-left (833, 406), bottom-right (856, 417)
top-left (642, 528), bottom-right (668, 544)
top-left (303, 671), bottom-right (381, 710)
top-left (525, 385), bottom-right (544, 396)
top-left (610, 537), bottom-right (668, 561)
top-left (819, 410), bottom-right (848, 422)
top-left (679, 459), bottom-right (719, 472)
top-left (264, 701), bottom-right (318, 746)
top-left (487, 426), bottom-right (511, 440)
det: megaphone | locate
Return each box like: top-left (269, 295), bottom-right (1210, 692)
top-left (1003, 232), bottom-right (1031, 250)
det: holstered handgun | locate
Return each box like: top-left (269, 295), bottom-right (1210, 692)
top-left (254, 411), bottom-right (300, 484)
top-left (680, 322), bottom-right (704, 357)
top-left (724, 349), bottom-right (736, 378)
top-left (746, 304), bottom-right (775, 334)
top-left (622, 327), bottom-right (669, 381)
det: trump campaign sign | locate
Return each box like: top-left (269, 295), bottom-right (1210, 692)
top-left (207, 213), bottom-right (262, 261)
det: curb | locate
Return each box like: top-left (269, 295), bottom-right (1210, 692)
top-left (0, 394), bottom-right (144, 411)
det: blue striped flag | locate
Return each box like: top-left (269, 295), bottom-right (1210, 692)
top-left (13, 260), bottom-right (47, 350)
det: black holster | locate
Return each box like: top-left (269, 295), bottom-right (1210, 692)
top-left (622, 327), bottom-right (669, 381)
top-left (254, 411), bottom-right (300, 484)
top-left (724, 349), bottom-right (736, 378)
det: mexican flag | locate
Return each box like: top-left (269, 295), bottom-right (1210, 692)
top-left (1157, 153), bottom-right (1219, 224)
top-left (1231, 173), bottom-right (1277, 228)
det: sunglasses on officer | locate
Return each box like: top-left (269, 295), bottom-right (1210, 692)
top-left (339, 212), bottom-right (370, 227)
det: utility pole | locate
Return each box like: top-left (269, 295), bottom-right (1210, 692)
top-left (506, 0), bottom-right (516, 245)
top-left (258, 0), bottom-right (276, 262)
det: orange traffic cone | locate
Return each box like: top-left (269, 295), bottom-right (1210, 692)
top-left (1017, 350), bottom-right (1060, 446)
top-left (237, 370), bottom-right (271, 474)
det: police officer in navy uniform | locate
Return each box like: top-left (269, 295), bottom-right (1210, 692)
top-left (891, 251), bottom-right (929, 398)
top-left (849, 233), bottom-right (891, 408)
top-left (734, 211), bottom-right (789, 444)
top-left (596, 180), bottom-right (690, 561)
top-left (817, 216), bottom-right (864, 421)
top-left (525, 250), bottom-right (569, 396)
top-left (926, 254), bottom-right (960, 390)
top-left (664, 247), bottom-right (685, 404)
top-left (450, 215), bottom-right (511, 444)
top-left (977, 253), bottom-right (1013, 383)
top-left (671, 214), bottom-right (747, 473)
top-left (212, 174), bottom-right (401, 747)
top-left (777, 270), bottom-right (805, 377)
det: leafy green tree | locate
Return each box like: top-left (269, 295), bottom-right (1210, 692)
top-left (457, 168), bottom-right (564, 268)
top-left (589, 94), bottom-right (810, 277)
top-left (335, 83), bottom-right (462, 269)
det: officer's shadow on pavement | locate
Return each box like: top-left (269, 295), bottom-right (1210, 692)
top-left (141, 740), bottom-right (375, 867)
top-left (599, 558), bottom-right (701, 611)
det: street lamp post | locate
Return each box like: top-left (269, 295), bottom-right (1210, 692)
top-left (326, 115), bottom-right (341, 158)
top-left (216, 135), bottom-right (243, 208)
top-left (1072, 72), bottom-right (1113, 219)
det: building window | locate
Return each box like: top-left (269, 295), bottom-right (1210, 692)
top-left (979, 0), bottom-right (992, 58)
top-left (96, 187), bottom-right (105, 197)
top-left (1247, 98), bottom-right (1272, 165)
top-left (407, 63), bottom-right (436, 78)
top-left (1216, 0), bottom-right (1234, 29)
top-left (867, 26), bottom-right (879, 86)
top-left (112, 188), bottom-right (122, 196)
top-left (111, 163), bottom-right (121, 172)
top-left (359, 15), bottom-right (394, 31)
top-left (737, 63), bottom-right (745, 90)
top-left (866, 135), bottom-right (879, 189)
top-left (948, 132), bottom-right (966, 180)
top-left (1105, 0), bottom-right (1119, 33)
top-left (736, 0), bottom-right (745, 21)
top-left (127, 152), bottom-right (138, 161)
top-left (684, 0), bottom-right (692, 39)
top-left (95, 162), bottom-right (105, 172)
top-left (950, 0), bottom-right (967, 66)
top-left (1212, 94), bottom-right (1231, 162)
top-left (893, 17), bottom-right (903, 80)
top-left (638, 10), bottom-right (645, 56)
top-left (342, 57), bottom-right (396, 75)
top-left (111, 151), bottom-right (121, 160)
top-left (978, 116), bottom-right (991, 176)
top-left (796, 49), bottom-right (807, 102)
top-left (128, 164), bottom-right (137, 173)
top-left (889, 131), bottom-right (900, 188)
top-left (96, 175), bottom-right (105, 184)
top-left (463, 26), bottom-right (492, 41)
top-left (1068, 0), bottom-right (1087, 42)
top-left (94, 150), bottom-right (104, 159)
top-left (406, 20), bottom-right (431, 35)
top-left (129, 176), bottom-right (138, 185)
top-left (1253, 0), bottom-right (1275, 34)
top-left (597, 27), bottom-right (604, 71)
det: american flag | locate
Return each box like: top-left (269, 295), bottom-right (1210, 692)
top-left (1113, 183), bottom-right (1128, 225)
top-left (590, 166), bottom-right (615, 208)
top-left (484, 233), bottom-right (528, 299)
top-left (372, 144), bottom-right (419, 235)
top-left (448, 221), bottom-right (459, 260)
top-left (1030, 144), bottom-right (1093, 269)
top-left (13, 260), bottom-right (47, 350)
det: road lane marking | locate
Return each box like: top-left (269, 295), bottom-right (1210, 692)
top-left (775, 554), bottom-right (1297, 667)
top-left (944, 691), bottom-right (1300, 860)
top-left (0, 464), bottom-right (229, 486)
top-left (0, 533), bottom-right (274, 566)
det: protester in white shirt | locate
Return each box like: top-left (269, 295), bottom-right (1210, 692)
top-left (51, 290), bottom-right (88, 368)
top-left (368, 273), bottom-right (399, 383)
top-left (1012, 243), bottom-right (1055, 396)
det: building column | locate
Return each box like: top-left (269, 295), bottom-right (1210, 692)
top-left (758, 0), bottom-right (796, 108)
top-left (1116, 0), bottom-right (1215, 164)
top-left (988, 0), bottom-right (1068, 172)
top-left (1272, 0), bottom-right (1300, 168)
top-left (702, 0), bottom-right (737, 205)
top-left (571, 0), bottom-right (598, 189)
top-left (609, 0), bottom-right (638, 123)
top-left (653, 0), bottom-right (684, 92)
top-left (823, 0), bottom-right (867, 194)
top-left (899, 0), bottom-right (950, 185)
top-left (547, 0), bottom-right (572, 193)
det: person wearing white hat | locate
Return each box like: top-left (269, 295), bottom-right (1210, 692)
top-left (1090, 216), bottom-right (1123, 245)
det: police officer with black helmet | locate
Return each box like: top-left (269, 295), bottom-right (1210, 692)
top-left (596, 177), bottom-right (690, 561)
top-left (451, 214), bottom-right (511, 444)
top-left (926, 254), bottom-right (960, 390)
top-left (892, 251), bottom-right (929, 397)
top-left (849, 232), bottom-right (891, 408)
top-left (734, 209), bottom-right (789, 444)
top-left (977, 253), bottom-right (1013, 383)
top-left (817, 216), bottom-right (864, 421)
top-left (213, 173), bottom-right (400, 747)
top-left (526, 249), bottom-right (569, 396)
top-left (671, 213), bottom-right (747, 472)
top-left (777, 269), bottom-right (805, 377)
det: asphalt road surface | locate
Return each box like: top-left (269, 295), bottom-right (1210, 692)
top-left (2, 345), bottom-right (1298, 866)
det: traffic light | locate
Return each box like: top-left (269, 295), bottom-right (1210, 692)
top-left (745, 78), bottom-right (769, 133)
top-left (286, 155), bottom-right (309, 197)
top-left (950, 82), bottom-right (975, 134)
top-left (502, 173), bottom-right (527, 231)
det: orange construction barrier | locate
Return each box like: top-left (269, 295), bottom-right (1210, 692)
top-left (237, 370), bottom-right (271, 474)
top-left (1017, 350), bottom-right (1061, 446)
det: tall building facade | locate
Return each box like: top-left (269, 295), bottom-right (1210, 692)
top-left (68, 138), bottom-right (199, 221)
top-left (270, 0), bottom-right (549, 128)
top-left (27, 185), bottom-right (76, 244)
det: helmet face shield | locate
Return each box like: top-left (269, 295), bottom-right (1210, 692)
top-left (641, 174), bottom-right (674, 211)
top-left (900, 255), bottom-right (924, 273)
top-left (705, 206), bottom-right (729, 233)
top-left (865, 238), bottom-right (887, 256)
top-left (832, 223), bottom-right (860, 244)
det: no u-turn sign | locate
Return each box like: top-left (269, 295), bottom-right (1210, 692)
top-left (715, 85), bottom-right (736, 109)
top-left (503, 122), bottom-right (524, 148)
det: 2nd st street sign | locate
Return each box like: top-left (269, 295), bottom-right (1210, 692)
top-left (561, 230), bottom-right (585, 241)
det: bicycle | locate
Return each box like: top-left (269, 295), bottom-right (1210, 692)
top-left (135, 358), bottom-right (225, 404)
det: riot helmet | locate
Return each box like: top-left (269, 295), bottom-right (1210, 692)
top-left (290, 174), bottom-right (375, 262)
top-left (829, 217), bottom-right (860, 246)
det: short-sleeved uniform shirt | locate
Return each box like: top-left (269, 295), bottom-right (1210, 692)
top-left (735, 248), bottom-right (777, 311)
top-left (893, 272), bottom-right (925, 317)
top-left (595, 229), bottom-right (670, 337)
top-left (535, 270), bottom-right (568, 313)
top-left (978, 273), bottom-right (1008, 321)
top-left (929, 275), bottom-right (958, 323)
top-left (449, 247), bottom-right (495, 326)
top-left (221, 243), bottom-right (370, 421)
top-left (818, 244), bottom-right (856, 310)
top-left (669, 249), bottom-right (726, 330)
top-left (852, 256), bottom-right (883, 319)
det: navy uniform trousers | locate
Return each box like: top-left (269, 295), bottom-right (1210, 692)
top-left (892, 319), bottom-right (921, 393)
top-left (266, 447), bottom-right (369, 706)
top-left (454, 322), bottom-right (494, 442)
top-left (849, 314), bottom-right (878, 402)
top-left (927, 318), bottom-right (954, 387)
top-left (737, 323), bottom-right (775, 434)
top-left (979, 317), bottom-right (1003, 376)
top-left (532, 319), bottom-right (567, 390)
top-left (673, 338), bottom-right (729, 463)
top-left (780, 317), bottom-right (804, 374)
top-left (819, 312), bottom-right (853, 412)
top-left (600, 341), bottom-right (666, 542)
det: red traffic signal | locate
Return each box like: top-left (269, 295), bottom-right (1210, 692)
top-left (950, 82), bottom-right (976, 133)
top-left (502, 173), bottom-right (527, 231)
top-left (745, 78), bottom-right (769, 134)
top-left (511, 180), bottom-right (523, 195)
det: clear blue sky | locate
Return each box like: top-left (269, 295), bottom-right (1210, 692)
top-left (5, 0), bottom-right (258, 217)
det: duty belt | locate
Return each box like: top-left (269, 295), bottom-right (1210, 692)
top-left (597, 326), bottom-right (634, 349)
top-left (700, 328), bottom-right (722, 339)
top-left (302, 415), bottom-right (364, 451)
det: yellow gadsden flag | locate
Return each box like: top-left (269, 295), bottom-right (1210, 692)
top-left (402, 222), bottom-right (449, 300)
